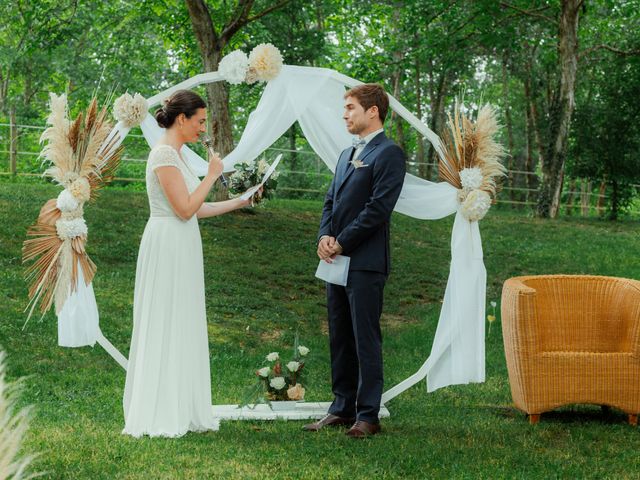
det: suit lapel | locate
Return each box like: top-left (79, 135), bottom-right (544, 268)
top-left (336, 132), bottom-right (386, 195)
top-left (335, 148), bottom-right (353, 193)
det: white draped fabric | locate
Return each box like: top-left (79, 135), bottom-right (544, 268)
top-left (57, 262), bottom-right (100, 347)
top-left (60, 65), bottom-right (486, 397)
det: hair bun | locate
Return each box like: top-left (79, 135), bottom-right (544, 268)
top-left (154, 107), bottom-right (169, 128)
top-left (152, 90), bottom-right (206, 129)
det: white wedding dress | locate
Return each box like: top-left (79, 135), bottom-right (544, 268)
top-left (123, 144), bottom-right (219, 437)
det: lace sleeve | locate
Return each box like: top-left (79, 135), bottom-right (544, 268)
top-left (148, 145), bottom-right (180, 171)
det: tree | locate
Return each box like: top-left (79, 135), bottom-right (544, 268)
top-left (568, 54), bottom-right (640, 219)
top-left (184, 0), bottom-right (292, 156)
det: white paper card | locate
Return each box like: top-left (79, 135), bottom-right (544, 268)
top-left (315, 255), bottom-right (350, 286)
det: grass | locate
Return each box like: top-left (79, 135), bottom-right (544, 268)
top-left (0, 182), bottom-right (639, 479)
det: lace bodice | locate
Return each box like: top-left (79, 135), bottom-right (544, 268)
top-left (145, 145), bottom-right (201, 218)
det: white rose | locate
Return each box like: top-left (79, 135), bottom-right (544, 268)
top-left (490, 301), bottom-right (497, 308)
top-left (266, 352), bottom-right (279, 362)
top-left (257, 367), bottom-right (270, 378)
top-left (270, 376), bottom-right (285, 390)
top-left (297, 346), bottom-right (309, 356)
top-left (257, 159), bottom-right (268, 176)
top-left (286, 361), bottom-right (300, 372)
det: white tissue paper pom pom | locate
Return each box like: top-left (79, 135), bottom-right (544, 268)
top-left (113, 92), bottom-right (148, 128)
top-left (56, 189), bottom-right (79, 213)
top-left (460, 189), bottom-right (491, 222)
top-left (248, 43), bottom-right (283, 82)
top-left (218, 50), bottom-right (250, 85)
top-left (56, 218), bottom-right (88, 240)
top-left (460, 167), bottom-right (484, 191)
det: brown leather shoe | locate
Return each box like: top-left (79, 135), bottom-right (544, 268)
top-left (346, 420), bottom-right (381, 438)
top-left (302, 414), bottom-right (355, 432)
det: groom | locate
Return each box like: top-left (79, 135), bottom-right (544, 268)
top-left (304, 84), bottom-right (406, 437)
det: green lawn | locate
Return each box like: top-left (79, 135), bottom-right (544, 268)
top-left (1, 182), bottom-right (639, 479)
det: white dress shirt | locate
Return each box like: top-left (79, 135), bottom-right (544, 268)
top-left (353, 128), bottom-right (384, 160)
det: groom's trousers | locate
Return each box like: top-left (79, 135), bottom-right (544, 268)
top-left (326, 269), bottom-right (386, 424)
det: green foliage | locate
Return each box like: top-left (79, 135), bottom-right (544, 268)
top-left (1, 0), bottom-right (639, 215)
top-left (1, 183), bottom-right (640, 478)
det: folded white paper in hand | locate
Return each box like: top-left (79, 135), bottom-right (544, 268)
top-left (315, 255), bottom-right (350, 286)
top-left (240, 185), bottom-right (261, 200)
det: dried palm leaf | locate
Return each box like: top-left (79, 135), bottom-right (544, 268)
top-left (438, 101), bottom-right (507, 198)
top-left (24, 93), bottom-right (121, 321)
top-left (37, 199), bottom-right (61, 226)
top-left (68, 112), bottom-right (82, 154)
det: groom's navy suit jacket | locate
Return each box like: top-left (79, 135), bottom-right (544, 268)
top-left (318, 132), bottom-right (406, 274)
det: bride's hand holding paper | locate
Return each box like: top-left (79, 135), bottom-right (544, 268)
top-left (240, 185), bottom-right (264, 206)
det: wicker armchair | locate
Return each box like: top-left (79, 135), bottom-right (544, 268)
top-left (501, 275), bottom-right (640, 425)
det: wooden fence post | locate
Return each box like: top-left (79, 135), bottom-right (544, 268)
top-left (9, 106), bottom-right (18, 176)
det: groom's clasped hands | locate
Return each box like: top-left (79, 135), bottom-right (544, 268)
top-left (317, 235), bottom-right (343, 263)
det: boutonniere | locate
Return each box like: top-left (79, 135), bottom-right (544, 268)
top-left (350, 159), bottom-right (369, 169)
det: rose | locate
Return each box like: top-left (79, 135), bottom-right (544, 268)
top-left (256, 367), bottom-right (270, 378)
top-left (297, 346), bottom-right (309, 356)
top-left (266, 352), bottom-right (279, 362)
top-left (270, 377), bottom-right (286, 390)
top-left (287, 383), bottom-right (305, 401)
top-left (286, 361), bottom-right (300, 372)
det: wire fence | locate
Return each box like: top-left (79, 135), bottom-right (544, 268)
top-left (1, 122), bottom-right (638, 217)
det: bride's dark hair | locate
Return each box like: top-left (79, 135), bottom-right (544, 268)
top-left (154, 90), bottom-right (207, 129)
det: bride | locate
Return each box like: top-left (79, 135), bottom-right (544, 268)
top-left (123, 90), bottom-right (254, 437)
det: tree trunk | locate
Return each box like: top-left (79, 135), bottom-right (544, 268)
top-left (9, 105), bottom-right (17, 176)
top-left (536, 0), bottom-right (581, 218)
top-left (426, 68), bottom-right (448, 181)
top-left (389, 7), bottom-right (407, 155)
top-left (414, 56), bottom-right (426, 178)
top-left (523, 79), bottom-right (538, 206)
top-left (501, 53), bottom-right (516, 204)
top-left (288, 124), bottom-right (298, 171)
top-left (609, 179), bottom-right (619, 220)
top-left (390, 67), bottom-right (406, 152)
